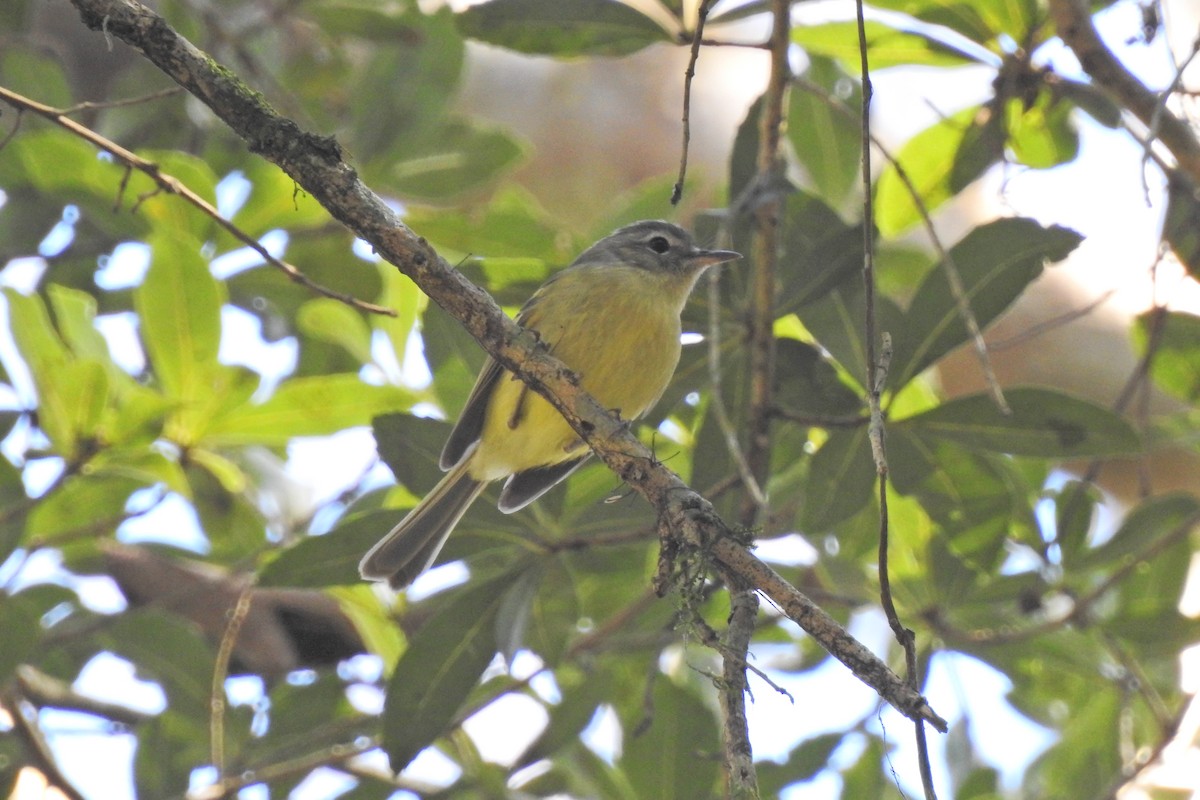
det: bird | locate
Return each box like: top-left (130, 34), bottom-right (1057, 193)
top-left (360, 220), bottom-right (740, 588)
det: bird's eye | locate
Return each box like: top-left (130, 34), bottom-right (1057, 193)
top-left (647, 236), bottom-right (671, 254)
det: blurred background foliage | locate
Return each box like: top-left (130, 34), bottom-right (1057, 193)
top-left (1, 0), bottom-right (1199, 798)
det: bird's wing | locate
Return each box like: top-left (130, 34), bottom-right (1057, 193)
top-left (439, 357), bottom-right (504, 470)
top-left (498, 454), bottom-right (591, 513)
top-left (438, 278), bottom-right (559, 471)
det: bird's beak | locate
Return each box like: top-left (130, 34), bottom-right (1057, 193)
top-left (687, 248), bottom-right (741, 268)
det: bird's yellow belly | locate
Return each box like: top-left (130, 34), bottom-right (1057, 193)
top-left (469, 268), bottom-right (684, 481)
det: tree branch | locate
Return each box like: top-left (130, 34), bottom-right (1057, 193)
top-left (1048, 0), bottom-right (1200, 185)
top-left (66, 0), bottom-right (946, 734)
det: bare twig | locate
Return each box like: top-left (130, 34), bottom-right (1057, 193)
top-left (60, 85), bottom-right (184, 114)
top-left (190, 736), bottom-right (379, 800)
top-left (854, 1), bottom-right (936, 796)
top-left (987, 290), bottom-right (1116, 350)
top-left (15, 665), bottom-right (152, 727)
top-left (210, 585), bottom-right (254, 778)
top-left (1048, 0), bottom-right (1200, 184)
top-left (0, 85), bottom-right (395, 318)
top-left (3, 691), bottom-right (88, 800)
top-left (1141, 35), bottom-right (1200, 191)
top-left (716, 575), bottom-right (762, 799)
top-left (671, 0), bottom-right (715, 205)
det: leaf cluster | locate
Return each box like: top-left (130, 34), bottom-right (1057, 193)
top-left (0, 0), bottom-right (1197, 799)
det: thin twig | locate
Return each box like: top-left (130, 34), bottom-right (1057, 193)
top-left (60, 85), bottom-right (184, 115)
top-left (0, 106), bottom-right (23, 152)
top-left (671, 0), bottom-right (714, 205)
top-left (716, 573), bottom-right (760, 798)
top-left (191, 736), bottom-right (379, 800)
top-left (1141, 34), bottom-right (1200, 192)
top-left (0, 85), bottom-right (395, 318)
top-left (853, 1), bottom-right (937, 796)
top-left (987, 290), bottom-right (1116, 350)
top-left (1048, 0), bottom-right (1200, 184)
top-left (3, 692), bottom-right (89, 800)
top-left (210, 585), bottom-right (254, 778)
top-left (15, 665), bottom-right (152, 727)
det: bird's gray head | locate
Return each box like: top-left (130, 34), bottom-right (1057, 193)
top-left (573, 220), bottom-right (740, 276)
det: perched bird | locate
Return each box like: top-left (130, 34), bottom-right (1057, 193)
top-left (360, 220), bottom-right (740, 588)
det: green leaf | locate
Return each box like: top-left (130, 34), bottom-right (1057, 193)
top-left (800, 426), bottom-right (876, 530)
top-left (404, 185), bottom-right (563, 261)
top-left (1164, 172), bottom-right (1200, 280)
top-left (2, 48), bottom-right (73, 113)
top-left (729, 95), bottom-right (764, 204)
top-left (345, 6), bottom-right (464, 159)
top-left (523, 560), bottom-right (582, 665)
top-left (372, 414), bottom-right (451, 495)
top-left (26, 473), bottom-right (142, 540)
top-left (797, 279), bottom-right (905, 392)
top-left (875, 105), bottom-right (1001, 235)
top-left (777, 190), bottom-right (864, 314)
top-left (87, 447), bottom-right (191, 499)
top-left (840, 735), bottom-right (887, 797)
top-left (456, 0), bottom-right (671, 57)
top-left (774, 338), bottom-right (864, 418)
top-left (382, 576), bottom-right (505, 772)
top-left (1005, 93), bottom-right (1079, 169)
top-left (791, 20), bottom-right (983, 69)
top-left (205, 375), bottom-right (414, 446)
top-left (259, 510), bottom-right (398, 587)
top-left (4, 288), bottom-right (69, 378)
top-left (898, 387), bottom-right (1141, 457)
top-left (382, 118), bottom-right (525, 200)
top-left (1135, 310), bottom-right (1200, 403)
top-left (517, 672), bottom-right (612, 767)
top-left (890, 218), bottom-right (1082, 388)
top-left (868, 0), bottom-right (1038, 46)
top-left (621, 679), bottom-right (719, 800)
top-left (0, 459), bottom-right (27, 565)
top-left (0, 592), bottom-right (42, 684)
top-left (136, 233), bottom-right (224, 403)
top-left (888, 430), bottom-right (1018, 568)
top-left (296, 299), bottom-right (374, 364)
top-left (46, 285), bottom-right (144, 399)
top-left (103, 610), bottom-right (215, 719)
top-left (8, 288), bottom-right (111, 458)
top-left (329, 584), bottom-right (406, 668)
top-left (789, 58), bottom-right (863, 206)
top-left (757, 733), bottom-right (844, 795)
top-left (1077, 492), bottom-right (1200, 569)
top-left (133, 711), bottom-right (209, 800)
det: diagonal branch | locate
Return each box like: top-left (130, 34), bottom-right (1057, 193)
top-left (65, 0), bottom-right (946, 734)
top-left (1048, 0), bottom-right (1200, 185)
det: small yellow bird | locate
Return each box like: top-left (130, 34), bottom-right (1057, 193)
top-left (360, 220), bottom-right (740, 588)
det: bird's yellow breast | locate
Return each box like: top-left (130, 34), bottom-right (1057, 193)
top-left (468, 265), bottom-right (688, 481)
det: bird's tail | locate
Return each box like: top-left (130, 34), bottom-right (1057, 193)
top-left (359, 457), bottom-right (486, 589)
